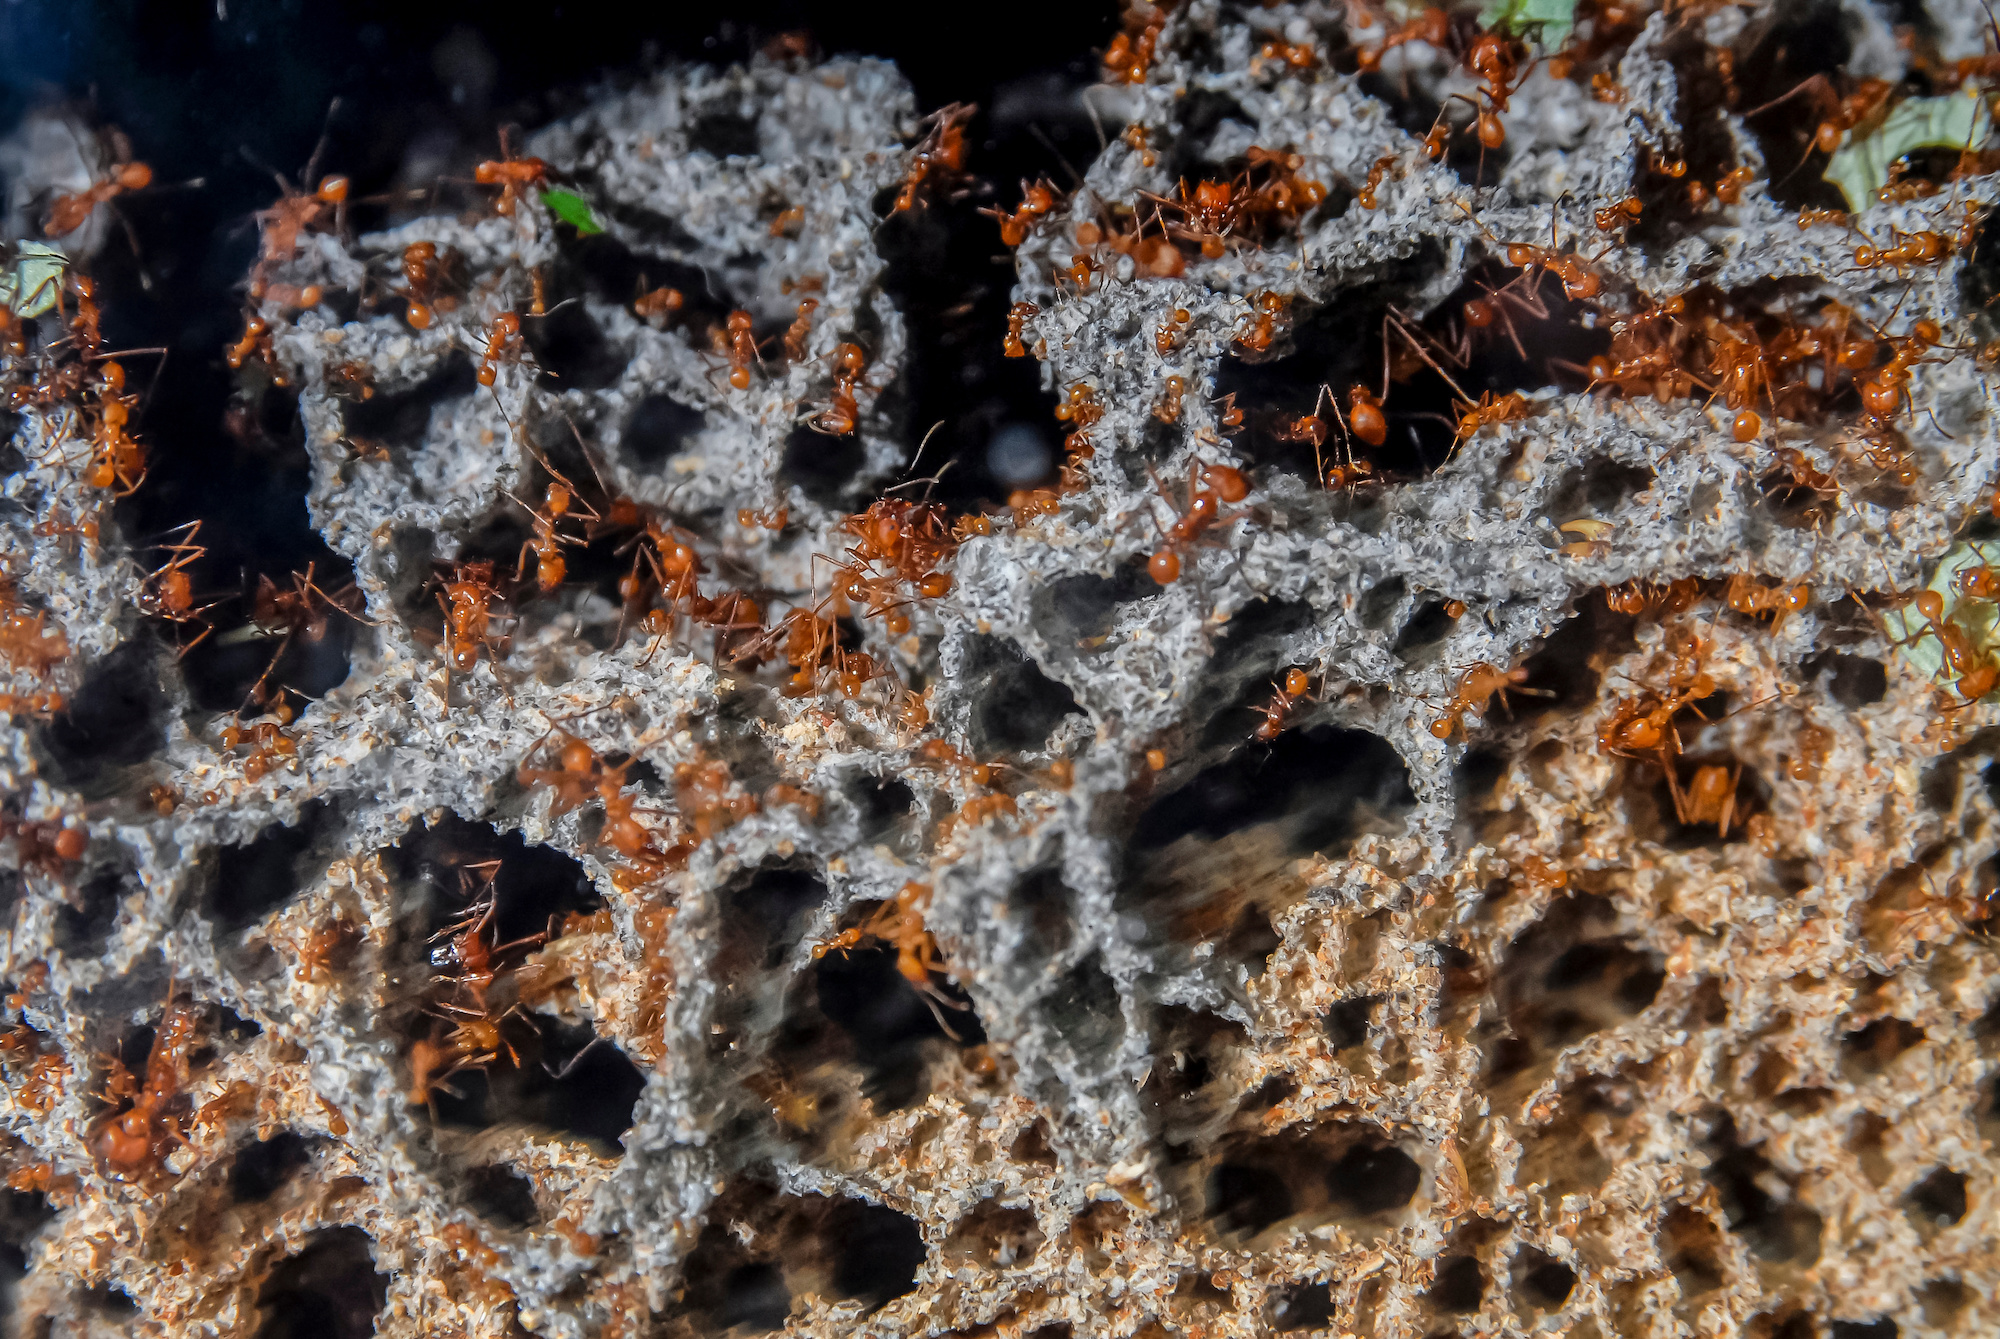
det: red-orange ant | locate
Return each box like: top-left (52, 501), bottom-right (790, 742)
top-left (474, 132), bottom-right (550, 218)
top-left (1430, 663), bottom-right (1538, 738)
top-left (813, 342), bottom-right (868, 435)
top-left (252, 173), bottom-right (349, 294)
top-left (1254, 668), bottom-right (1313, 740)
top-left (45, 160), bottom-right (152, 239)
top-left (435, 561), bottom-right (509, 695)
top-left (1143, 460), bottom-right (1249, 584)
top-left (894, 104), bottom-right (972, 213)
top-left (90, 988), bottom-right (201, 1180)
top-left (138, 522), bottom-right (214, 652)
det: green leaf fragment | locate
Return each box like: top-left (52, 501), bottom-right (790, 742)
top-left (0, 242), bottom-right (67, 317)
top-left (1823, 91), bottom-right (1993, 212)
top-left (540, 189), bottom-right (605, 236)
top-left (1884, 541), bottom-right (2000, 697)
top-left (1479, 0), bottom-right (1574, 51)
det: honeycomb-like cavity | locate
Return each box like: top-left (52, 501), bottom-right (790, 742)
top-left (2, 4), bottom-right (1999, 1338)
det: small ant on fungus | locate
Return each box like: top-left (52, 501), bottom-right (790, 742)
top-left (400, 241), bottom-right (447, 329)
top-left (252, 172), bottom-right (348, 293)
top-left (1004, 301), bottom-right (1039, 358)
top-left (434, 560), bottom-right (509, 695)
top-left (816, 879), bottom-right (965, 1026)
top-left (90, 989), bottom-right (202, 1181)
top-left (986, 181), bottom-right (1059, 247)
top-left (0, 584), bottom-right (70, 679)
top-left (633, 285), bottom-right (684, 326)
top-left (813, 342), bottom-right (868, 434)
top-left (1254, 668), bottom-right (1313, 740)
top-left (1670, 761), bottom-right (1743, 836)
top-left (1725, 574), bottom-right (1813, 632)
top-left (1346, 385), bottom-right (1388, 447)
top-left (1143, 460), bottom-right (1249, 584)
top-left (1430, 663), bottom-right (1536, 738)
top-left (1103, 0), bottom-right (1172, 84)
top-left (783, 299), bottom-right (818, 363)
top-left (138, 521), bottom-right (215, 652)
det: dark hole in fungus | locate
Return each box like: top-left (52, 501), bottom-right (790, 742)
top-left (718, 866), bottom-right (827, 975)
top-left (1046, 954), bottom-right (1121, 1059)
top-left (1487, 896), bottom-right (1664, 1079)
top-left (965, 638), bottom-right (1084, 753)
top-left (800, 942), bottom-right (985, 1111)
top-left (1034, 568), bottom-right (1156, 645)
top-left (1829, 1322), bottom-right (1899, 1339)
top-left (32, 639), bottom-right (169, 795)
top-left (778, 421), bottom-right (868, 509)
top-left (716, 1263), bottom-right (791, 1333)
top-left (1324, 994), bottom-right (1377, 1051)
top-left (942, 1201), bottom-right (1044, 1267)
top-left (181, 582), bottom-right (359, 715)
top-left (80, 1285), bottom-right (139, 1315)
top-left (1961, 207), bottom-right (2000, 338)
top-left (340, 352), bottom-right (478, 455)
top-left (1626, 24), bottom-right (1768, 248)
top-left (622, 391), bottom-right (706, 466)
top-left (1131, 723), bottom-right (1414, 857)
top-left (253, 1227), bottom-right (389, 1339)
top-left (555, 230), bottom-right (729, 322)
top-left (1840, 1016), bottom-right (1925, 1074)
top-left (1007, 862), bottom-right (1076, 957)
top-left (1428, 1255), bottom-right (1484, 1313)
top-left (827, 1198), bottom-right (927, 1312)
top-left (524, 301), bottom-right (629, 391)
top-left (848, 775), bottom-right (916, 841)
top-left (1208, 1161), bottom-right (1293, 1237)
top-left (1392, 598), bottom-right (1457, 659)
top-left (429, 1019), bottom-right (645, 1148)
top-left (1516, 1249), bottom-right (1576, 1308)
top-left (1906, 1167), bottom-right (1968, 1226)
top-left (463, 1163), bottom-right (540, 1228)
top-left (209, 802), bottom-right (335, 933)
top-left (874, 190), bottom-right (1062, 512)
top-left (390, 813), bottom-right (603, 948)
top-left (1702, 1113), bottom-right (1822, 1264)
top-left (228, 1131), bottom-right (316, 1205)
top-left (0, 1186), bottom-right (52, 1295)
top-left (1825, 654), bottom-right (1888, 708)
top-left (1326, 1139), bottom-right (1421, 1217)
top-left (54, 871), bottom-right (124, 955)
top-left (1358, 575), bottom-right (1406, 631)
top-left (690, 109), bottom-right (761, 159)
top-left (1270, 1280), bottom-right (1333, 1331)
top-left (1732, 2), bottom-right (1860, 213)
top-left (1916, 1279), bottom-right (1968, 1329)
top-left (1516, 598), bottom-right (1638, 721)
top-left (1005, 1124), bottom-right (1057, 1171)
top-left (1547, 457), bottom-right (1655, 518)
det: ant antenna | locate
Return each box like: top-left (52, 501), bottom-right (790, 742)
top-left (302, 96), bottom-right (343, 185)
top-left (902, 418), bottom-right (947, 481)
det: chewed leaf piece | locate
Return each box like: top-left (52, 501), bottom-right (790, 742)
top-left (1480, 0), bottom-right (1575, 50)
top-left (541, 190), bottom-right (605, 236)
top-left (1884, 541), bottom-right (2000, 696)
top-left (1, 242), bottom-right (68, 317)
top-left (1824, 91), bottom-right (1993, 212)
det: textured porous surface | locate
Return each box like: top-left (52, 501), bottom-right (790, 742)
top-left (3, 3), bottom-right (2000, 1337)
